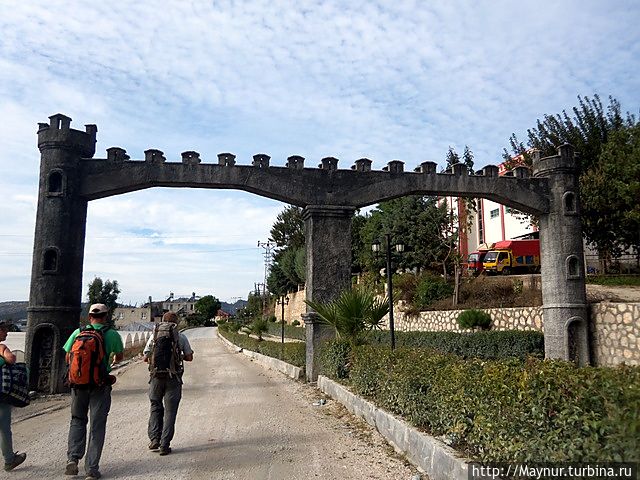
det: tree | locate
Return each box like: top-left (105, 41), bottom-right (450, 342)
top-left (305, 287), bottom-right (389, 347)
top-left (87, 277), bottom-right (120, 327)
top-left (236, 292), bottom-right (263, 322)
top-left (355, 196), bottom-right (451, 274)
top-left (269, 206), bottom-right (304, 251)
top-left (503, 94), bottom-right (638, 267)
top-left (267, 205), bottom-right (306, 295)
top-left (444, 146), bottom-right (477, 304)
top-left (195, 295), bottom-right (221, 320)
top-left (580, 123), bottom-right (640, 268)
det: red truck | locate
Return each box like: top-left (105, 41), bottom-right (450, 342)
top-left (482, 239), bottom-right (541, 275)
top-left (467, 242), bottom-right (494, 276)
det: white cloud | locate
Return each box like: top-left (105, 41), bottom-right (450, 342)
top-left (0, 0), bottom-right (639, 302)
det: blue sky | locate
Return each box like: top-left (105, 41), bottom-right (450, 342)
top-left (1, 0), bottom-right (639, 304)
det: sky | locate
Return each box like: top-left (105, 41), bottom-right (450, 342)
top-left (1, 0), bottom-right (639, 305)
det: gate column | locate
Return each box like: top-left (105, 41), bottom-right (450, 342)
top-left (26, 114), bottom-right (96, 393)
top-left (302, 205), bottom-right (355, 382)
top-left (534, 145), bottom-right (590, 365)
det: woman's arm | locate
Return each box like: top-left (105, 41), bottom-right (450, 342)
top-left (0, 344), bottom-right (16, 365)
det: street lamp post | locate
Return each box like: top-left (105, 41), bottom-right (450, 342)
top-left (372, 233), bottom-right (404, 350)
top-left (276, 295), bottom-right (290, 346)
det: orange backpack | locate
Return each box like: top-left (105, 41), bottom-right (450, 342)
top-left (68, 326), bottom-right (108, 388)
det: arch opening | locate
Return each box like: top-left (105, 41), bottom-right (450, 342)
top-left (47, 170), bottom-right (64, 195)
top-left (43, 247), bottom-right (59, 273)
top-left (563, 191), bottom-right (576, 214)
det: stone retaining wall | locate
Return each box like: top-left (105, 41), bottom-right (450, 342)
top-left (283, 288), bottom-right (306, 325)
top-left (392, 305), bottom-right (543, 332)
top-left (391, 303), bottom-right (639, 366)
top-left (590, 302), bottom-right (640, 366)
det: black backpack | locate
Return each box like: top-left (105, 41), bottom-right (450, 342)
top-left (149, 322), bottom-right (181, 378)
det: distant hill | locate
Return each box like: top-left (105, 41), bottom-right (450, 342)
top-left (220, 299), bottom-right (247, 315)
top-left (0, 301), bottom-right (28, 321)
top-left (1, 298), bottom-right (248, 321)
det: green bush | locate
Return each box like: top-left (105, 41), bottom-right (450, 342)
top-left (268, 315), bottom-right (277, 322)
top-left (218, 329), bottom-right (306, 367)
top-left (250, 318), bottom-right (269, 340)
top-left (413, 274), bottom-right (453, 309)
top-left (457, 309), bottom-right (492, 330)
top-left (320, 340), bottom-right (352, 379)
top-left (368, 330), bottom-right (544, 360)
top-left (342, 346), bottom-right (639, 463)
top-left (292, 319), bottom-right (300, 326)
top-left (218, 320), bottom-right (242, 333)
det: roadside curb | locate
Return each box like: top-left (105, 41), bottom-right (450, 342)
top-left (318, 375), bottom-right (471, 480)
top-left (217, 331), bottom-right (304, 380)
top-left (218, 332), bottom-right (474, 480)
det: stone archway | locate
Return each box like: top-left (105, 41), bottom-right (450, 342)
top-left (26, 114), bottom-right (589, 391)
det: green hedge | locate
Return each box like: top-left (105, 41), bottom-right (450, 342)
top-left (339, 346), bottom-right (638, 463)
top-left (266, 322), bottom-right (306, 341)
top-left (368, 330), bottom-right (544, 360)
top-left (218, 329), bottom-right (306, 368)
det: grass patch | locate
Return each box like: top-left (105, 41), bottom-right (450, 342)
top-left (586, 275), bottom-right (640, 286)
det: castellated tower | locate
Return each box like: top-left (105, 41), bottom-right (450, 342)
top-left (26, 114), bottom-right (97, 393)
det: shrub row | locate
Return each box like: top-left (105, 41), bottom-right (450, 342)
top-left (330, 345), bottom-right (638, 463)
top-left (266, 322), bottom-right (306, 341)
top-left (218, 329), bottom-right (306, 368)
top-left (368, 330), bottom-right (544, 360)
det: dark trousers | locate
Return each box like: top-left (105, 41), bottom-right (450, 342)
top-left (148, 376), bottom-right (182, 448)
top-left (67, 385), bottom-right (112, 475)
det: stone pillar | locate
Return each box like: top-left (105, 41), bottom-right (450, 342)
top-left (302, 205), bottom-right (355, 381)
top-left (533, 145), bottom-right (590, 365)
top-left (26, 114), bottom-right (97, 393)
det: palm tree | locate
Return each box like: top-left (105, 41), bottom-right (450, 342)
top-left (305, 288), bottom-right (389, 347)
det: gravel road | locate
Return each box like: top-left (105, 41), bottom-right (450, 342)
top-left (9, 327), bottom-right (420, 479)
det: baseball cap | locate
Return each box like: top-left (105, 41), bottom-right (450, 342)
top-left (89, 303), bottom-right (109, 315)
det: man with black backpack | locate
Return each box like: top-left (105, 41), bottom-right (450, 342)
top-left (143, 311), bottom-right (193, 456)
top-left (63, 303), bottom-right (124, 480)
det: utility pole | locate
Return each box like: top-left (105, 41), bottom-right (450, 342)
top-left (257, 240), bottom-right (276, 318)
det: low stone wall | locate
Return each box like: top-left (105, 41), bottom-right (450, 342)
top-left (392, 305), bottom-right (543, 332)
top-left (590, 302), bottom-right (640, 366)
top-left (391, 302), bottom-right (639, 367)
top-left (279, 286), bottom-right (638, 366)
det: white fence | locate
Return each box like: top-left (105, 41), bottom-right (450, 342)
top-left (4, 330), bottom-right (152, 353)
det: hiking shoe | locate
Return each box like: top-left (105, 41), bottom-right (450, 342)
top-left (148, 439), bottom-right (160, 450)
top-left (65, 459), bottom-right (79, 475)
top-left (158, 446), bottom-right (172, 456)
top-left (85, 471), bottom-right (101, 480)
top-left (4, 452), bottom-right (26, 471)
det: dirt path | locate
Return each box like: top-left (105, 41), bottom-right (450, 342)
top-left (9, 327), bottom-right (420, 479)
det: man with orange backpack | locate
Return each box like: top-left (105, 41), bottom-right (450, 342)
top-left (63, 304), bottom-right (124, 480)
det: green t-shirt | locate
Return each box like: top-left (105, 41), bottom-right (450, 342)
top-left (63, 323), bottom-right (124, 373)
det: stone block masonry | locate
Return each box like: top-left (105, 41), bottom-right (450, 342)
top-left (391, 302), bottom-right (639, 366)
